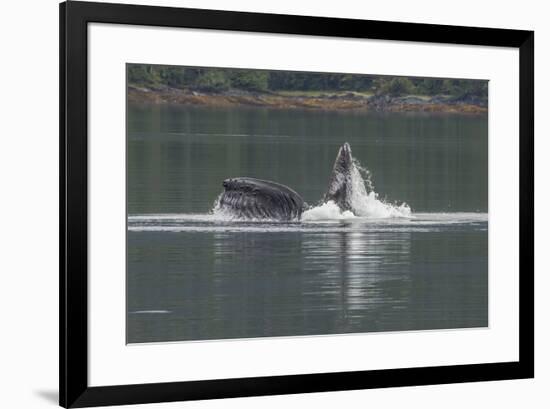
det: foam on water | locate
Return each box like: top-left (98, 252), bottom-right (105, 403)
top-left (302, 158), bottom-right (411, 221)
top-left (129, 310), bottom-right (172, 314)
top-left (301, 201), bottom-right (356, 221)
top-left (128, 212), bottom-right (487, 233)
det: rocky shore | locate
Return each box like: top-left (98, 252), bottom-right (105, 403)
top-left (128, 85), bottom-right (488, 114)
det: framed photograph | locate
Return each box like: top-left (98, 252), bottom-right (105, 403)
top-left (60, 1), bottom-right (534, 407)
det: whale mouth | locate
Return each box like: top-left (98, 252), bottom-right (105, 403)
top-left (322, 142), bottom-right (355, 211)
top-left (217, 177), bottom-right (306, 221)
top-left (334, 142), bottom-right (354, 176)
top-left (339, 142), bottom-right (352, 164)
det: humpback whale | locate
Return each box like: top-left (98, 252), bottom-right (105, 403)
top-left (217, 143), bottom-right (356, 220)
top-left (323, 142), bottom-right (355, 212)
top-left (218, 177), bottom-right (306, 221)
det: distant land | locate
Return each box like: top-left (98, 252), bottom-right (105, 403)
top-left (127, 64), bottom-right (488, 114)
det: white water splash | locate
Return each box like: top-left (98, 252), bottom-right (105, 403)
top-left (301, 201), bottom-right (356, 221)
top-left (302, 159), bottom-right (411, 221)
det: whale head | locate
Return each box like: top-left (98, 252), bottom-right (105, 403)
top-left (323, 142), bottom-right (355, 212)
top-left (334, 142), bottom-right (353, 174)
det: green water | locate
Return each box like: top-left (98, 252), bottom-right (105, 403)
top-left (127, 103), bottom-right (488, 343)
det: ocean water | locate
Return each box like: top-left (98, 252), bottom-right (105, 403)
top-left (127, 104), bottom-right (488, 343)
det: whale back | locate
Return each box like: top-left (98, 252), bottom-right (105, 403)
top-left (219, 177), bottom-right (305, 221)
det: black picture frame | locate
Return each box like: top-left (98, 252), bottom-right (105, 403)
top-left (60, 1), bottom-right (534, 407)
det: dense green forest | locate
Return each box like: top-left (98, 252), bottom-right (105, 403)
top-left (128, 64), bottom-right (488, 98)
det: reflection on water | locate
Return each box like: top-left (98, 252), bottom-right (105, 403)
top-left (301, 229), bottom-right (412, 326)
top-left (127, 216), bottom-right (487, 343)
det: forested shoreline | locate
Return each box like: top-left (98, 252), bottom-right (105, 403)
top-left (127, 64), bottom-right (488, 113)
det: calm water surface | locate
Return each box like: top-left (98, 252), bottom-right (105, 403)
top-left (127, 104), bottom-right (488, 343)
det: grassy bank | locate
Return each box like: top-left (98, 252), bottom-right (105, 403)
top-left (128, 85), bottom-right (488, 114)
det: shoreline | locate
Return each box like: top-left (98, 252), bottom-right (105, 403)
top-left (128, 85), bottom-right (488, 114)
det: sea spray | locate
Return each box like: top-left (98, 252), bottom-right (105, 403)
top-left (349, 158), bottom-right (411, 218)
top-left (302, 158), bottom-right (411, 221)
top-left (301, 201), bottom-right (356, 221)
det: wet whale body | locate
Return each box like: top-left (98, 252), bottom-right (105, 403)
top-left (323, 142), bottom-right (355, 212)
top-left (217, 142), bottom-right (356, 221)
